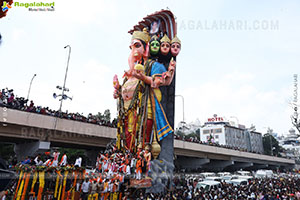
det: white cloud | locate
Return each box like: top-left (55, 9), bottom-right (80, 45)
top-left (53, 0), bottom-right (118, 25)
top-left (60, 59), bottom-right (117, 117)
top-left (175, 71), bottom-right (293, 135)
top-left (12, 28), bottom-right (26, 42)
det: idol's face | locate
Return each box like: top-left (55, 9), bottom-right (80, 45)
top-left (160, 42), bottom-right (170, 56)
top-left (130, 39), bottom-right (145, 62)
top-left (150, 40), bottom-right (160, 55)
top-left (171, 42), bottom-right (181, 57)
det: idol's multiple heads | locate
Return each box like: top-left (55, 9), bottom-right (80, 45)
top-left (130, 27), bottom-right (181, 67)
top-left (150, 34), bottom-right (181, 58)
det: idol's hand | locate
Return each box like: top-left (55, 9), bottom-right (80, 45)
top-left (169, 60), bottom-right (176, 73)
top-left (113, 89), bottom-right (119, 99)
top-left (132, 70), bottom-right (145, 81)
top-left (113, 74), bottom-right (120, 89)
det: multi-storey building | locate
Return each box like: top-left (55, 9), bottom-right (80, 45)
top-left (200, 115), bottom-right (263, 153)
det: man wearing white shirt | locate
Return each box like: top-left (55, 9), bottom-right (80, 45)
top-left (51, 150), bottom-right (60, 167)
top-left (126, 164), bottom-right (131, 176)
top-left (81, 178), bottom-right (90, 200)
top-left (74, 157), bottom-right (82, 167)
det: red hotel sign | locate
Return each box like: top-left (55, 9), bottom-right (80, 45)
top-left (208, 117), bottom-right (224, 122)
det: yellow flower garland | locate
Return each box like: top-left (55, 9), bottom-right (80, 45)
top-left (21, 173), bottom-right (31, 200)
top-left (16, 172), bottom-right (26, 200)
top-left (13, 171), bottom-right (23, 200)
top-left (61, 171), bottom-right (69, 200)
top-left (36, 171), bottom-right (45, 200)
top-left (54, 171), bottom-right (60, 198)
top-left (30, 171), bottom-right (38, 193)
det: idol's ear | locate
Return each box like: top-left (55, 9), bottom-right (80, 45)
top-left (143, 43), bottom-right (150, 58)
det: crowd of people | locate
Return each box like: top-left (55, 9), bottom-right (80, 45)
top-left (19, 150), bottom-right (79, 168)
top-left (5, 142), bottom-right (299, 200)
top-left (0, 88), bottom-right (117, 128)
top-left (173, 174), bottom-right (300, 200)
top-left (2, 142), bottom-right (154, 200)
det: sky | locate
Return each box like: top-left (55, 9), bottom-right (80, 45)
top-left (1, 0), bottom-right (300, 135)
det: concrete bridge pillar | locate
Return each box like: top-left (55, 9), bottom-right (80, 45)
top-left (229, 162), bottom-right (253, 171)
top-left (203, 160), bottom-right (234, 171)
top-left (176, 157), bottom-right (210, 170)
top-left (247, 164), bottom-right (268, 171)
top-left (14, 141), bottom-right (50, 162)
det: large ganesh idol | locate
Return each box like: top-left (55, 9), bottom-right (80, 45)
top-left (113, 28), bottom-right (180, 157)
top-left (113, 9), bottom-right (181, 163)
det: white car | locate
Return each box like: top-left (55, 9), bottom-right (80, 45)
top-left (195, 180), bottom-right (221, 191)
top-left (220, 175), bottom-right (239, 183)
top-left (236, 170), bottom-right (251, 176)
top-left (237, 175), bottom-right (253, 181)
top-left (228, 179), bottom-right (248, 186)
top-left (200, 172), bottom-right (216, 179)
top-left (217, 172), bottom-right (231, 177)
top-left (255, 170), bottom-right (274, 178)
top-left (204, 176), bottom-right (222, 182)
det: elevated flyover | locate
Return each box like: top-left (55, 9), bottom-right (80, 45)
top-left (0, 107), bottom-right (295, 170)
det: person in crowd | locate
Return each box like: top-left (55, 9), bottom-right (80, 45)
top-left (81, 178), bottom-right (90, 200)
top-left (135, 156), bottom-right (142, 180)
top-left (51, 149), bottom-right (60, 167)
top-left (0, 88), bottom-right (118, 129)
top-left (21, 156), bottom-right (31, 165)
top-left (74, 156), bottom-right (82, 167)
top-left (43, 157), bottom-right (53, 167)
top-left (89, 179), bottom-right (99, 200)
top-left (59, 153), bottom-right (67, 166)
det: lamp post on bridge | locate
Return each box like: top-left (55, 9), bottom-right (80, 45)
top-left (27, 74), bottom-right (37, 101)
top-left (53, 45), bottom-right (72, 114)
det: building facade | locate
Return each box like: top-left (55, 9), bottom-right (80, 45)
top-left (200, 116), bottom-right (263, 153)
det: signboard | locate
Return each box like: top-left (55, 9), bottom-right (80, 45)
top-left (208, 114), bottom-right (224, 122)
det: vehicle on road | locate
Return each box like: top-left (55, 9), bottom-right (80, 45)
top-left (204, 176), bottom-right (222, 182)
top-left (236, 170), bottom-right (251, 176)
top-left (195, 180), bottom-right (221, 192)
top-left (199, 172), bottom-right (216, 179)
top-left (228, 178), bottom-right (248, 186)
top-left (255, 170), bottom-right (274, 178)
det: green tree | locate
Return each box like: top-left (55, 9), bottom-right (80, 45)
top-left (96, 112), bottom-right (104, 120)
top-left (0, 143), bottom-right (15, 161)
top-left (96, 109), bottom-right (111, 122)
top-left (186, 132), bottom-right (200, 140)
top-left (175, 129), bottom-right (184, 138)
top-left (262, 133), bottom-right (282, 156)
top-left (104, 109), bottom-right (111, 122)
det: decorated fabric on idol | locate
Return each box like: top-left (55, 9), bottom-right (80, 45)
top-left (113, 25), bottom-right (178, 156)
top-left (149, 61), bottom-right (173, 141)
top-left (113, 28), bottom-right (150, 151)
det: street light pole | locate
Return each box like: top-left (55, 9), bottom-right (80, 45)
top-left (59, 45), bottom-right (71, 112)
top-left (27, 74), bottom-right (37, 101)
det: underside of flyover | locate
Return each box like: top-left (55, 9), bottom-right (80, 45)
top-left (174, 155), bottom-right (294, 172)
